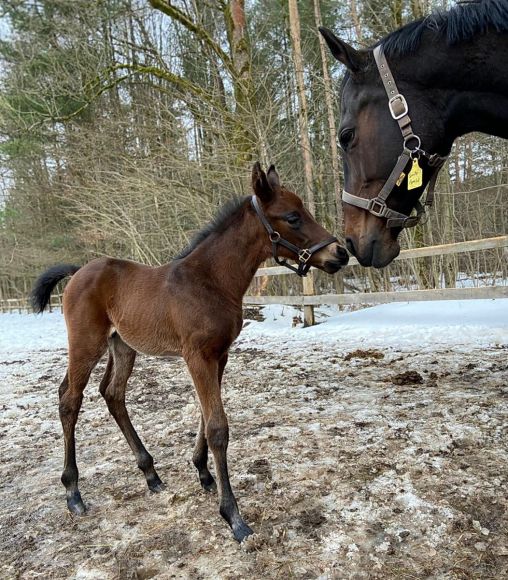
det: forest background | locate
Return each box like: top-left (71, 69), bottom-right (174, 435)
top-left (0, 0), bottom-right (506, 300)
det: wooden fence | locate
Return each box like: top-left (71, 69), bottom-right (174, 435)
top-left (1, 236), bottom-right (507, 318)
top-left (0, 294), bottom-right (63, 314)
top-left (246, 235), bottom-right (508, 324)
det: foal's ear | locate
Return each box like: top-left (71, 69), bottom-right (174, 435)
top-left (252, 162), bottom-right (276, 202)
top-left (319, 27), bottom-right (364, 73)
top-left (266, 165), bottom-right (280, 190)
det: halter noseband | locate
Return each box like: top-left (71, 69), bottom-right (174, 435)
top-left (342, 45), bottom-right (448, 228)
top-left (251, 195), bottom-right (337, 277)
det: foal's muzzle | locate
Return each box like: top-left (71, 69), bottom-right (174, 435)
top-left (321, 245), bottom-right (349, 273)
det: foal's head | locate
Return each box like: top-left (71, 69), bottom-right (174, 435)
top-left (252, 163), bottom-right (349, 274)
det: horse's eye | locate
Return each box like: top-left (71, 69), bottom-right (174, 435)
top-left (285, 213), bottom-right (301, 226)
top-left (339, 128), bottom-right (355, 150)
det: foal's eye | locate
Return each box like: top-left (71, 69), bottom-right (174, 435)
top-left (339, 128), bottom-right (355, 150)
top-left (285, 213), bottom-right (301, 226)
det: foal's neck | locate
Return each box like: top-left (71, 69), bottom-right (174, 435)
top-left (181, 200), bottom-right (269, 303)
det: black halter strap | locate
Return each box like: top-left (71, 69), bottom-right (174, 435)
top-left (342, 44), bottom-right (448, 228)
top-left (251, 195), bottom-right (337, 277)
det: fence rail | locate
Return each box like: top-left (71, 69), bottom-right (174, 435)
top-left (254, 235), bottom-right (508, 277)
top-left (244, 285), bottom-right (508, 306)
top-left (0, 295), bottom-right (63, 314)
top-left (1, 236), bottom-right (507, 315)
top-left (247, 235), bottom-right (508, 313)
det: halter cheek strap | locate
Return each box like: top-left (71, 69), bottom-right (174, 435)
top-left (251, 195), bottom-right (337, 277)
top-left (342, 44), bottom-right (448, 229)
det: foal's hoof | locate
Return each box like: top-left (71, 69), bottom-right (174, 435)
top-left (200, 474), bottom-right (217, 493)
top-left (148, 477), bottom-right (166, 493)
top-left (67, 491), bottom-right (86, 516)
top-left (232, 521), bottom-right (254, 543)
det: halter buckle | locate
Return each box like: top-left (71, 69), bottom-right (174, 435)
top-left (367, 198), bottom-right (386, 217)
top-left (298, 249), bottom-right (312, 263)
top-left (269, 231), bottom-right (281, 242)
top-left (388, 94), bottom-right (408, 120)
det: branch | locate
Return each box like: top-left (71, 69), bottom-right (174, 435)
top-left (147, 0), bottom-right (235, 76)
top-left (106, 63), bottom-right (231, 116)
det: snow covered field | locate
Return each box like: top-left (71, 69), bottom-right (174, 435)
top-left (1, 300), bottom-right (507, 578)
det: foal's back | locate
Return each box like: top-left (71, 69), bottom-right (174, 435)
top-left (64, 257), bottom-right (180, 357)
top-left (63, 256), bottom-right (240, 358)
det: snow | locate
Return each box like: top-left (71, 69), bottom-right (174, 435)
top-left (1, 300), bottom-right (506, 362)
top-left (0, 311), bottom-right (67, 355)
top-left (241, 299), bottom-right (508, 350)
top-left (1, 299), bottom-right (507, 578)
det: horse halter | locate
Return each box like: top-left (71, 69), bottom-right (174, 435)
top-left (342, 45), bottom-right (448, 228)
top-left (251, 195), bottom-right (337, 277)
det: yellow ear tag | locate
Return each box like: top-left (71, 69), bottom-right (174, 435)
top-left (407, 158), bottom-right (423, 190)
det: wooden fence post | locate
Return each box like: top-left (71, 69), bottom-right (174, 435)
top-left (302, 272), bottom-right (315, 327)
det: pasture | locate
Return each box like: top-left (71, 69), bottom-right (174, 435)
top-left (1, 304), bottom-right (507, 579)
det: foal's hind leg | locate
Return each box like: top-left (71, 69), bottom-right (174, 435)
top-left (100, 333), bottom-right (163, 492)
top-left (192, 353), bottom-right (228, 492)
top-left (60, 339), bottom-right (106, 515)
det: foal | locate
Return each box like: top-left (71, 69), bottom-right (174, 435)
top-left (31, 163), bottom-right (348, 542)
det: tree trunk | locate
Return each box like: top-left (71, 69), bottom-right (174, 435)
top-left (313, 0), bottom-right (342, 230)
top-left (225, 0), bottom-right (255, 165)
top-left (289, 0), bottom-right (315, 326)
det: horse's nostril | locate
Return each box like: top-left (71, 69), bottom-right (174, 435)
top-left (336, 246), bottom-right (349, 265)
top-left (345, 237), bottom-right (356, 256)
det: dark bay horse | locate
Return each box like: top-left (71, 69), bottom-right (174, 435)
top-left (320, 0), bottom-right (508, 267)
top-left (31, 163), bottom-right (348, 542)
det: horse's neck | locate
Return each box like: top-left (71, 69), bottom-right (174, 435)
top-left (409, 32), bottom-right (508, 141)
top-left (182, 208), bottom-right (269, 302)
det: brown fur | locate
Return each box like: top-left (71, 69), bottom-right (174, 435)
top-left (32, 163), bottom-right (348, 542)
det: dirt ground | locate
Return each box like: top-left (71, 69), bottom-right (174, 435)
top-left (1, 336), bottom-right (507, 579)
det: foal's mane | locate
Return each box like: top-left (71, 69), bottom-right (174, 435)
top-left (380, 0), bottom-right (508, 57)
top-left (174, 196), bottom-right (249, 259)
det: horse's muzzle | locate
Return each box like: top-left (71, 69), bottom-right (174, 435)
top-left (346, 236), bottom-right (399, 268)
top-left (322, 246), bottom-right (349, 273)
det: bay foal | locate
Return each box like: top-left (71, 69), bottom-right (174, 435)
top-left (31, 163), bottom-right (348, 542)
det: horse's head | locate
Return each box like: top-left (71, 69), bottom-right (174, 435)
top-left (320, 28), bottom-right (451, 267)
top-left (251, 163), bottom-right (349, 274)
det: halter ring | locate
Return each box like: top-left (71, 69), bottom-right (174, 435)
top-left (403, 134), bottom-right (421, 151)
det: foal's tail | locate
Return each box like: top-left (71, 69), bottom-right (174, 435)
top-left (30, 264), bottom-right (81, 313)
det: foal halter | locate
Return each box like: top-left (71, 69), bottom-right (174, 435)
top-left (342, 45), bottom-right (448, 228)
top-left (251, 195), bottom-right (337, 277)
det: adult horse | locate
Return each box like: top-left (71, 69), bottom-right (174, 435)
top-left (320, 0), bottom-right (508, 267)
top-left (30, 163), bottom-right (348, 542)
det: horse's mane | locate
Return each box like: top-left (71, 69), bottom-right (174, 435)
top-left (174, 196), bottom-right (248, 259)
top-left (380, 0), bottom-right (508, 57)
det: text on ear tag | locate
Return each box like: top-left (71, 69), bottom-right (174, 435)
top-left (407, 158), bottom-right (423, 190)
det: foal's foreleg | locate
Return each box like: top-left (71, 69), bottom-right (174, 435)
top-left (186, 353), bottom-right (252, 542)
top-left (192, 353), bottom-right (228, 493)
top-left (100, 334), bottom-right (163, 492)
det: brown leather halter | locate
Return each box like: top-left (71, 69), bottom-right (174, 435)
top-left (251, 195), bottom-right (337, 277)
top-left (342, 44), bottom-right (448, 228)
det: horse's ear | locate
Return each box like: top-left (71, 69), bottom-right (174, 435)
top-left (319, 27), bottom-right (363, 73)
top-left (266, 165), bottom-right (280, 190)
top-left (251, 162), bottom-right (274, 202)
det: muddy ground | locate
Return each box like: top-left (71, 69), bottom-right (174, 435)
top-left (1, 336), bottom-right (507, 579)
